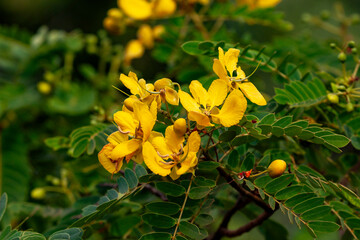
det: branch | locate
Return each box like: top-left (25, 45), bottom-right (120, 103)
top-left (144, 184), bottom-right (168, 201)
top-left (217, 167), bottom-right (273, 212)
top-left (221, 209), bottom-right (275, 237)
top-left (209, 197), bottom-right (251, 240)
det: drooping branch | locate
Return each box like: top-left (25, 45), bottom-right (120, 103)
top-left (209, 196), bottom-right (251, 240)
top-left (221, 209), bottom-right (275, 237)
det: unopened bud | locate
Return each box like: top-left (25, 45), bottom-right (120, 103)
top-left (173, 118), bottom-right (187, 136)
top-left (330, 43), bottom-right (336, 49)
top-left (327, 93), bottom-right (339, 104)
top-left (338, 52), bottom-right (347, 63)
top-left (268, 160), bottom-right (287, 178)
top-left (348, 41), bottom-right (356, 48)
top-left (31, 188), bottom-right (46, 199)
top-left (346, 102), bottom-right (354, 112)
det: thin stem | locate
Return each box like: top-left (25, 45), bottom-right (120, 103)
top-left (189, 11), bottom-right (210, 40)
top-left (0, 127), bottom-right (2, 195)
top-left (172, 175), bottom-right (194, 240)
top-left (165, 101), bottom-right (174, 123)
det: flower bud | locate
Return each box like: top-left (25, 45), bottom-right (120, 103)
top-left (338, 52), bottom-right (347, 63)
top-left (107, 8), bottom-right (123, 20)
top-left (327, 93), bottom-right (339, 104)
top-left (37, 81), bottom-right (52, 94)
top-left (268, 160), bottom-right (287, 178)
top-left (174, 118), bottom-right (187, 136)
top-left (351, 48), bottom-right (357, 55)
top-left (330, 43), bottom-right (336, 49)
top-left (348, 41), bottom-right (356, 48)
top-left (31, 187), bottom-right (46, 199)
top-left (346, 102), bottom-right (354, 112)
top-left (153, 25), bottom-right (165, 40)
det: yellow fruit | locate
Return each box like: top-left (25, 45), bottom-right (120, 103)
top-left (37, 81), bottom-right (52, 94)
top-left (174, 118), bottom-right (187, 136)
top-left (31, 187), bottom-right (46, 199)
top-left (267, 159), bottom-right (287, 178)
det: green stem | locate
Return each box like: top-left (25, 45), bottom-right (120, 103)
top-left (0, 127), bottom-right (2, 195)
top-left (172, 175), bottom-right (193, 240)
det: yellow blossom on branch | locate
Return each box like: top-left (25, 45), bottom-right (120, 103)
top-left (143, 126), bottom-right (200, 179)
top-left (213, 47), bottom-right (267, 106)
top-left (118, 0), bottom-right (176, 20)
top-left (178, 80), bottom-right (247, 127)
top-left (237, 0), bottom-right (281, 9)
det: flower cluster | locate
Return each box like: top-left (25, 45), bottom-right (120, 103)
top-left (98, 47), bottom-right (266, 179)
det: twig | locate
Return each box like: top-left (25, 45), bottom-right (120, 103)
top-left (144, 184), bottom-right (168, 201)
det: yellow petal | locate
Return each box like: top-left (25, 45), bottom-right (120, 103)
top-left (213, 59), bottom-right (228, 80)
top-left (120, 73), bottom-right (142, 96)
top-left (178, 90), bottom-right (201, 113)
top-left (107, 131), bottom-right (128, 146)
top-left (177, 152), bottom-right (197, 175)
top-left (150, 100), bottom-right (158, 120)
top-left (236, 66), bottom-right (246, 80)
top-left (151, 135), bottom-right (172, 157)
top-left (98, 144), bottom-right (123, 173)
top-left (138, 79), bottom-right (149, 98)
top-left (143, 141), bottom-right (172, 176)
top-left (237, 81), bottom-right (267, 106)
top-left (212, 89), bottom-right (247, 127)
top-left (165, 87), bottom-right (179, 105)
top-left (152, 0), bottom-right (176, 18)
top-left (111, 139), bottom-right (142, 160)
top-left (154, 78), bottom-right (172, 90)
top-left (153, 25), bottom-right (165, 40)
top-left (207, 79), bottom-right (228, 109)
top-left (224, 48), bottom-right (240, 76)
top-left (170, 167), bottom-right (180, 180)
top-left (188, 111), bottom-right (213, 127)
top-left (118, 0), bottom-right (152, 20)
top-left (124, 40), bottom-right (145, 64)
top-left (165, 126), bottom-right (184, 153)
top-left (186, 131), bottom-right (201, 153)
top-left (114, 111), bottom-right (138, 135)
top-left (137, 24), bottom-right (154, 49)
top-left (133, 102), bottom-right (155, 141)
top-left (218, 47), bottom-right (225, 68)
top-left (189, 80), bottom-right (208, 108)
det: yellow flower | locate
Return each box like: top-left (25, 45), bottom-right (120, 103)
top-left (178, 80), bottom-right (247, 127)
top-left (98, 131), bottom-right (128, 174)
top-left (118, 0), bottom-right (176, 20)
top-left (110, 101), bottom-right (157, 165)
top-left (120, 72), bottom-right (155, 104)
top-left (213, 47), bottom-right (267, 106)
top-left (124, 40), bottom-right (145, 65)
top-left (237, 0), bottom-right (281, 9)
top-left (143, 126), bottom-right (200, 179)
top-left (137, 24), bottom-right (154, 49)
top-left (154, 78), bottom-right (179, 106)
top-left (188, 0), bottom-right (209, 5)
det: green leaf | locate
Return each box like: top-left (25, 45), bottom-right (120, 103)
top-left (232, 135), bottom-right (249, 146)
top-left (182, 41), bottom-right (205, 56)
top-left (240, 153), bottom-right (255, 172)
top-left (156, 182), bottom-right (186, 197)
top-left (258, 113), bottom-right (276, 125)
top-left (284, 193), bottom-right (316, 208)
top-left (135, 165), bottom-right (148, 178)
top-left (268, 197), bottom-right (276, 210)
top-left (292, 197), bottom-right (325, 214)
top-left (194, 177), bottom-right (216, 187)
top-left (219, 131), bottom-right (237, 142)
top-left (110, 216), bottom-right (141, 237)
top-left (139, 233), bottom-right (172, 240)
top-left (124, 168), bottom-right (138, 189)
top-left (308, 221), bottom-right (340, 233)
top-left (195, 214), bottom-right (214, 227)
top-left (227, 150), bottom-right (239, 169)
top-left (117, 177), bottom-right (129, 194)
top-left (49, 228), bottom-right (83, 240)
top-left (146, 202), bottom-right (181, 215)
top-left (179, 221), bottom-right (203, 240)
top-left (275, 185), bottom-right (303, 200)
top-left (264, 174), bottom-right (295, 194)
top-left (197, 161), bottom-right (220, 170)
top-left (44, 136), bottom-right (70, 151)
top-left (142, 213), bottom-right (176, 228)
top-left (245, 180), bottom-right (255, 191)
top-left (0, 193), bottom-right (7, 222)
top-left (189, 187), bottom-right (211, 199)
top-left (322, 135), bottom-right (350, 148)
top-left (337, 184), bottom-right (360, 208)
top-left (301, 206), bottom-right (332, 221)
top-left (254, 175), bottom-right (273, 188)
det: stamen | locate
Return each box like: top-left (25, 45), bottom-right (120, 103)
top-left (157, 151), bottom-right (170, 158)
top-left (118, 126), bottom-right (130, 134)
